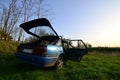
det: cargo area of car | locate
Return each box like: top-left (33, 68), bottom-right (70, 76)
top-left (17, 36), bottom-right (60, 52)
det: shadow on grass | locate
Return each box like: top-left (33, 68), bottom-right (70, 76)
top-left (0, 54), bottom-right (55, 77)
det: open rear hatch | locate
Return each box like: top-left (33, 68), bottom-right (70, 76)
top-left (20, 18), bottom-right (59, 38)
top-left (17, 18), bottom-right (59, 54)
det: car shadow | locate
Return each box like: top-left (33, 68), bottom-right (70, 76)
top-left (0, 55), bottom-right (55, 77)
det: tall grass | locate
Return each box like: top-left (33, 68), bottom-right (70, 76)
top-left (0, 52), bottom-right (120, 80)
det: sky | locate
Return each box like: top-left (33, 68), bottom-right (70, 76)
top-left (43, 0), bottom-right (120, 47)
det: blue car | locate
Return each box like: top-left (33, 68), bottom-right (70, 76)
top-left (15, 18), bottom-right (87, 69)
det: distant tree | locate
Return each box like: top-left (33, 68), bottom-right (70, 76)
top-left (17, 0), bottom-right (35, 42)
top-left (86, 43), bottom-right (92, 48)
top-left (0, 0), bottom-right (23, 41)
top-left (0, 0), bottom-right (51, 41)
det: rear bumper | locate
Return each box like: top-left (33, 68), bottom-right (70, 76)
top-left (15, 52), bottom-right (58, 67)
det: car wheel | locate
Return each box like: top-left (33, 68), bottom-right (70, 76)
top-left (55, 55), bottom-right (64, 69)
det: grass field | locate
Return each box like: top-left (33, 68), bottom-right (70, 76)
top-left (0, 51), bottom-right (120, 80)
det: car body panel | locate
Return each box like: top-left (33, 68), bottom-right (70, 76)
top-left (47, 45), bottom-right (63, 55)
top-left (15, 52), bottom-right (57, 67)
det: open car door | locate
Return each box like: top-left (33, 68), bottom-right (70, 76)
top-left (63, 39), bottom-right (87, 62)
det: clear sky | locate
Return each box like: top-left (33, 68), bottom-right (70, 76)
top-left (43, 0), bottom-right (120, 47)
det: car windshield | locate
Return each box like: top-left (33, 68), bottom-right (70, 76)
top-left (29, 26), bottom-right (56, 37)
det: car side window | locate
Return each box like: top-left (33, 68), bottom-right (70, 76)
top-left (70, 40), bottom-right (86, 49)
top-left (63, 42), bottom-right (69, 50)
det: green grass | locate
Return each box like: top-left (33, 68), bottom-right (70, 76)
top-left (0, 52), bottom-right (120, 80)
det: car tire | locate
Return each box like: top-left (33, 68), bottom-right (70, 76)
top-left (55, 54), bottom-right (64, 69)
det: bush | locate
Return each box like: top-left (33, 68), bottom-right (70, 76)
top-left (0, 40), bottom-right (19, 55)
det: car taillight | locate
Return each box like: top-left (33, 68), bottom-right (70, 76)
top-left (33, 47), bottom-right (46, 56)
